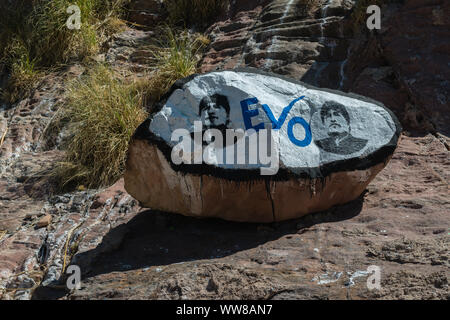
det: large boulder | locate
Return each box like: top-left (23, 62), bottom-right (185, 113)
top-left (124, 69), bottom-right (401, 222)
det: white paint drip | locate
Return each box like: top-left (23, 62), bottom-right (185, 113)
top-left (281, 0), bottom-right (295, 21)
top-left (316, 0), bottom-right (352, 90)
top-left (339, 46), bottom-right (351, 89)
top-left (264, 35), bottom-right (278, 70)
top-left (264, 0), bottom-right (296, 69)
top-left (321, 0), bottom-right (333, 18)
top-left (315, 0), bottom-right (332, 84)
top-left (346, 270), bottom-right (370, 287)
top-left (312, 271), bottom-right (343, 285)
top-left (319, 18), bottom-right (326, 42)
top-left (318, 0), bottom-right (332, 41)
top-left (239, 33), bottom-right (262, 67)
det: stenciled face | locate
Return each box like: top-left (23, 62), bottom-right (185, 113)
top-left (200, 97), bottom-right (228, 128)
top-left (324, 109), bottom-right (350, 136)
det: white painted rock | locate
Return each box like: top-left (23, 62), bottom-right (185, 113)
top-left (124, 69), bottom-right (401, 222)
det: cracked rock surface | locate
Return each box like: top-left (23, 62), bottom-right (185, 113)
top-left (0, 0), bottom-right (449, 300)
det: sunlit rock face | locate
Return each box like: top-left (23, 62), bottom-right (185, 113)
top-left (201, 0), bottom-right (355, 90)
top-left (124, 69), bottom-right (401, 222)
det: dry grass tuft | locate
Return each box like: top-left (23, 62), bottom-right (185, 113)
top-left (52, 65), bottom-right (148, 189)
top-left (143, 27), bottom-right (209, 108)
top-left (49, 26), bottom-right (208, 190)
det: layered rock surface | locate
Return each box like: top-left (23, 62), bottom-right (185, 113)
top-left (201, 0), bottom-right (355, 89)
top-left (0, 0), bottom-right (448, 300)
top-left (200, 0), bottom-right (450, 134)
top-left (1, 134), bottom-right (446, 300)
top-left (125, 70), bottom-right (401, 222)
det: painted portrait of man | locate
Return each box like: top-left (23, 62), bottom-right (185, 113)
top-left (198, 93), bottom-right (230, 131)
top-left (316, 101), bottom-right (368, 155)
top-left (192, 94), bottom-right (233, 165)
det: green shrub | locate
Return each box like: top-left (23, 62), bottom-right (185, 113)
top-left (0, 0), bottom-right (128, 103)
top-left (144, 27), bottom-right (209, 108)
top-left (53, 65), bottom-right (148, 189)
top-left (50, 27), bottom-right (208, 190)
top-left (0, 38), bottom-right (40, 103)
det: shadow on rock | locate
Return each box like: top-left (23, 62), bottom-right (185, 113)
top-left (32, 193), bottom-right (364, 299)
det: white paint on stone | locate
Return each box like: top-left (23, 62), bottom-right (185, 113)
top-left (149, 71), bottom-right (397, 171)
top-left (346, 270), bottom-right (370, 287)
top-left (312, 271), bottom-right (343, 285)
top-left (264, 0), bottom-right (296, 69)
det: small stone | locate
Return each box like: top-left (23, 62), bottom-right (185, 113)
top-left (36, 214), bottom-right (52, 228)
top-left (432, 229), bottom-right (445, 235)
top-left (24, 212), bottom-right (39, 220)
top-left (206, 278), bottom-right (219, 292)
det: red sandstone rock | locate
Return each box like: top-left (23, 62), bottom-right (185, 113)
top-left (0, 0), bottom-right (448, 301)
top-left (36, 214), bottom-right (52, 229)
